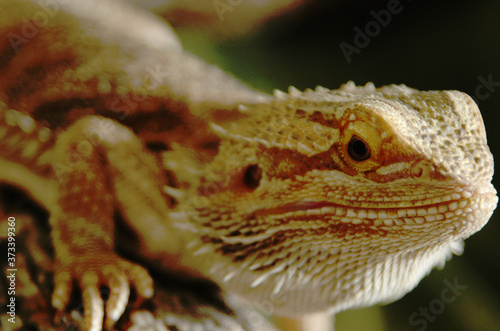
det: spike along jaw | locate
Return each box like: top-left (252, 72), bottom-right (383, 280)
top-left (183, 86), bottom-right (498, 316)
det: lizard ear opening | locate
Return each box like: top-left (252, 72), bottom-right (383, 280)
top-left (243, 164), bottom-right (262, 190)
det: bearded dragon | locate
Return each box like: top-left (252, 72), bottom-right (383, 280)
top-left (0, 0), bottom-right (497, 330)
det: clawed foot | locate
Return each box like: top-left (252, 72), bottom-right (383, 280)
top-left (52, 254), bottom-right (153, 331)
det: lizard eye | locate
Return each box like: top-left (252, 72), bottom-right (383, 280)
top-left (348, 136), bottom-right (371, 161)
top-left (243, 164), bottom-right (262, 189)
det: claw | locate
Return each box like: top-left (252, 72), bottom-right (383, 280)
top-left (82, 285), bottom-right (104, 331)
top-left (104, 272), bottom-right (129, 329)
top-left (51, 255), bottom-right (154, 331)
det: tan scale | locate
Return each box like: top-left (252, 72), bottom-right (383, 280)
top-left (0, 1), bottom-right (497, 331)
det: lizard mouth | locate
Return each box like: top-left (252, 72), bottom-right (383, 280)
top-left (255, 182), bottom-right (497, 225)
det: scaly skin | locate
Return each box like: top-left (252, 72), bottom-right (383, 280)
top-left (0, 0), bottom-right (497, 330)
top-left (170, 83), bottom-right (498, 316)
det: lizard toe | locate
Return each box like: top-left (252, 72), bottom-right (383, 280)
top-left (104, 269), bottom-right (129, 329)
top-left (81, 272), bottom-right (105, 331)
top-left (122, 261), bottom-right (154, 301)
top-left (52, 254), bottom-right (153, 331)
top-left (52, 269), bottom-right (72, 326)
top-left (52, 269), bottom-right (71, 311)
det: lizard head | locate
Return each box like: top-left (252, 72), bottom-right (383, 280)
top-left (170, 82), bottom-right (498, 316)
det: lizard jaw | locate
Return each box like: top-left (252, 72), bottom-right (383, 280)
top-left (199, 183), bottom-right (496, 316)
top-left (252, 180), bottom-right (497, 239)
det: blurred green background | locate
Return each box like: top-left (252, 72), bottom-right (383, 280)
top-left (176, 0), bottom-right (500, 330)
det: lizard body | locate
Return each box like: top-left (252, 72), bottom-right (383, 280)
top-left (0, 0), bottom-right (497, 330)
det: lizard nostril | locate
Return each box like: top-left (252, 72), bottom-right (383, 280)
top-left (243, 164), bottom-right (262, 190)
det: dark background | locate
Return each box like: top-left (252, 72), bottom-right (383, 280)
top-left (177, 0), bottom-right (500, 330)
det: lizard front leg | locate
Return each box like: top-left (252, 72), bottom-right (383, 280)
top-left (49, 115), bottom-right (159, 330)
